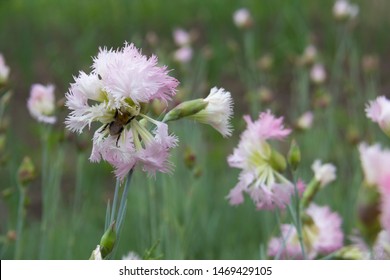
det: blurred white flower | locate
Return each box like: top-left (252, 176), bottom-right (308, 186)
top-left (27, 84), bottom-right (57, 124)
top-left (310, 63), bottom-right (326, 84)
top-left (233, 8), bottom-right (253, 29)
top-left (312, 160), bottom-right (336, 187)
top-left (296, 111), bottom-right (314, 130)
top-left (0, 53), bottom-right (10, 83)
top-left (173, 28), bottom-right (191, 46)
top-left (365, 96), bottom-right (390, 138)
top-left (122, 251), bottom-right (141, 260)
top-left (173, 46), bottom-right (193, 64)
top-left (90, 245), bottom-right (103, 260)
top-left (333, 0), bottom-right (359, 21)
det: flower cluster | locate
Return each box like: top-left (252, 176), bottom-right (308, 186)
top-left (65, 43), bottom-right (179, 180)
top-left (227, 111), bottom-right (293, 210)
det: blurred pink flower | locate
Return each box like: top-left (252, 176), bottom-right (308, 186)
top-left (173, 46), bottom-right (193, 63)
top-left (365, 96), bottom-right (390, 137)
top-left (0, 53), bottom-right (10, 83)
top-left (27, 84), bottom-right (56, 124)
top-left (268, 203), bottom-right (344, 259)
top-left (173, 28), bottom-right (191, 46)
top-left (310, 63), bottom-right (326, 84)
top-left (379, 175), bottom-right (390, 234)
top-left (227, 111), bottom-right (293, 210)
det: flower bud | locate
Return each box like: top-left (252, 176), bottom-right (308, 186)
top-left (184, 146), bottom-right (196, 170)
top-left (163, 98), bottom-right (207, 122)
top-left (99, 221), bottom-right (116, 259)
top-left (288, 139), bottom-right (301, 171)
top-left (269, 149), bottom-right (287, 173)
top-left (17, 156), bottom-right (36, 186)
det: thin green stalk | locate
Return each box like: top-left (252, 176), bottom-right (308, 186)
top-left (39, 125), bottom-right (50, 259)
top-left (67, 152), bottom-right (85, 259)
top-left (14, 184), bottom-right (26, 259)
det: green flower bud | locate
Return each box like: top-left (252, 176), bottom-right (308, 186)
top-left (269, 149), bottom-right (287, 172)
top-left (288, 139), bottom-right (301, 171)
top-left (99, 221), bottom-right (116, 259)
top-left (17, 156), bottom-right (35, 186)
top-left (163, 99), bottom-right (208, 122)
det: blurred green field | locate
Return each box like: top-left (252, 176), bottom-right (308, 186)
top-left (1, 0), bottom-right (389, 259)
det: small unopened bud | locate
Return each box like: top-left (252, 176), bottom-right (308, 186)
top-left (332, 246), bottom-right (367, 260)
top-left (258, 86), bottom-right (274, 104)
top-left (0, 134), bottom-right (5, 153)
top-left (163, 99), bottom-right (208, 122)
top-left (17, 156), bottom-right (35, 186)
top-left (184, 146), bottom-right (196, 170)
top-left (2, 187), bottom-right (14, 198)
top-left (193, 166), bottom-right (203, 179)
top-left (0, 90), bottom-right (12, 107)
top-left (99, 221), bottom-right (116, 259)
top-left (288, 139), bottom-right (301, 171)
top-left (257, 54), bottom-right (273, 71)
top-left (7, 230), bottom-right (17, 242)
top-left (269, 149), bottom-right (287, 173)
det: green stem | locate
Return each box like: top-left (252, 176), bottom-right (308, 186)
top-left (39, 125), bottom-right (50, 259)
top-left (14, 185), bottom-right (26, 259)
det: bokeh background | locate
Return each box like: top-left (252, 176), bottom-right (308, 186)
top-left (1, 0), bottom-right (389, 259)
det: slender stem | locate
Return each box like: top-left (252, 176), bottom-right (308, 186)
top-left (115, 169), bottom-right (133, 233)
top-left (39, 125), bottom-right (50, 259)
top-left (14, 184), bottom-right (26, 259)
top-left (110, 179), bottom-right (121, 225)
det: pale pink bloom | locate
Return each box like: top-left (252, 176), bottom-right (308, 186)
top-left (173, 46), bottom-right (193, 64)
top-left (268, 203), bottom-right (344, 259)
top-left (365, 96), bottom-right (390, 137)
top-left (93, 43), bottom-right (179, 105)
top-left (296, 111), bottom-right (314, 130)
top-left (358, 143), bottom-right (390, 187)
top-left (227, 111), bottom-right (293, 210)
top-left (189, 87), bottom-right (233, 138)
top-left (0, 53), bottom-right (10, 83)
top-left (233, 8), bottom-right (252, 29)
top-left (311, 160), bottom-right (336, 187)
top-left (90, 121), bottom-right (178, 181)
top-left (27, 84), bottom-right (56, 124)
top-left (310, 63), bottom-right (326, 84)
top-left (173, 28), bottom-right (191, 46)
top-left (65, 42), bottom-right (179, 180)
top-left (333, 0), bottom-right (359, 21)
